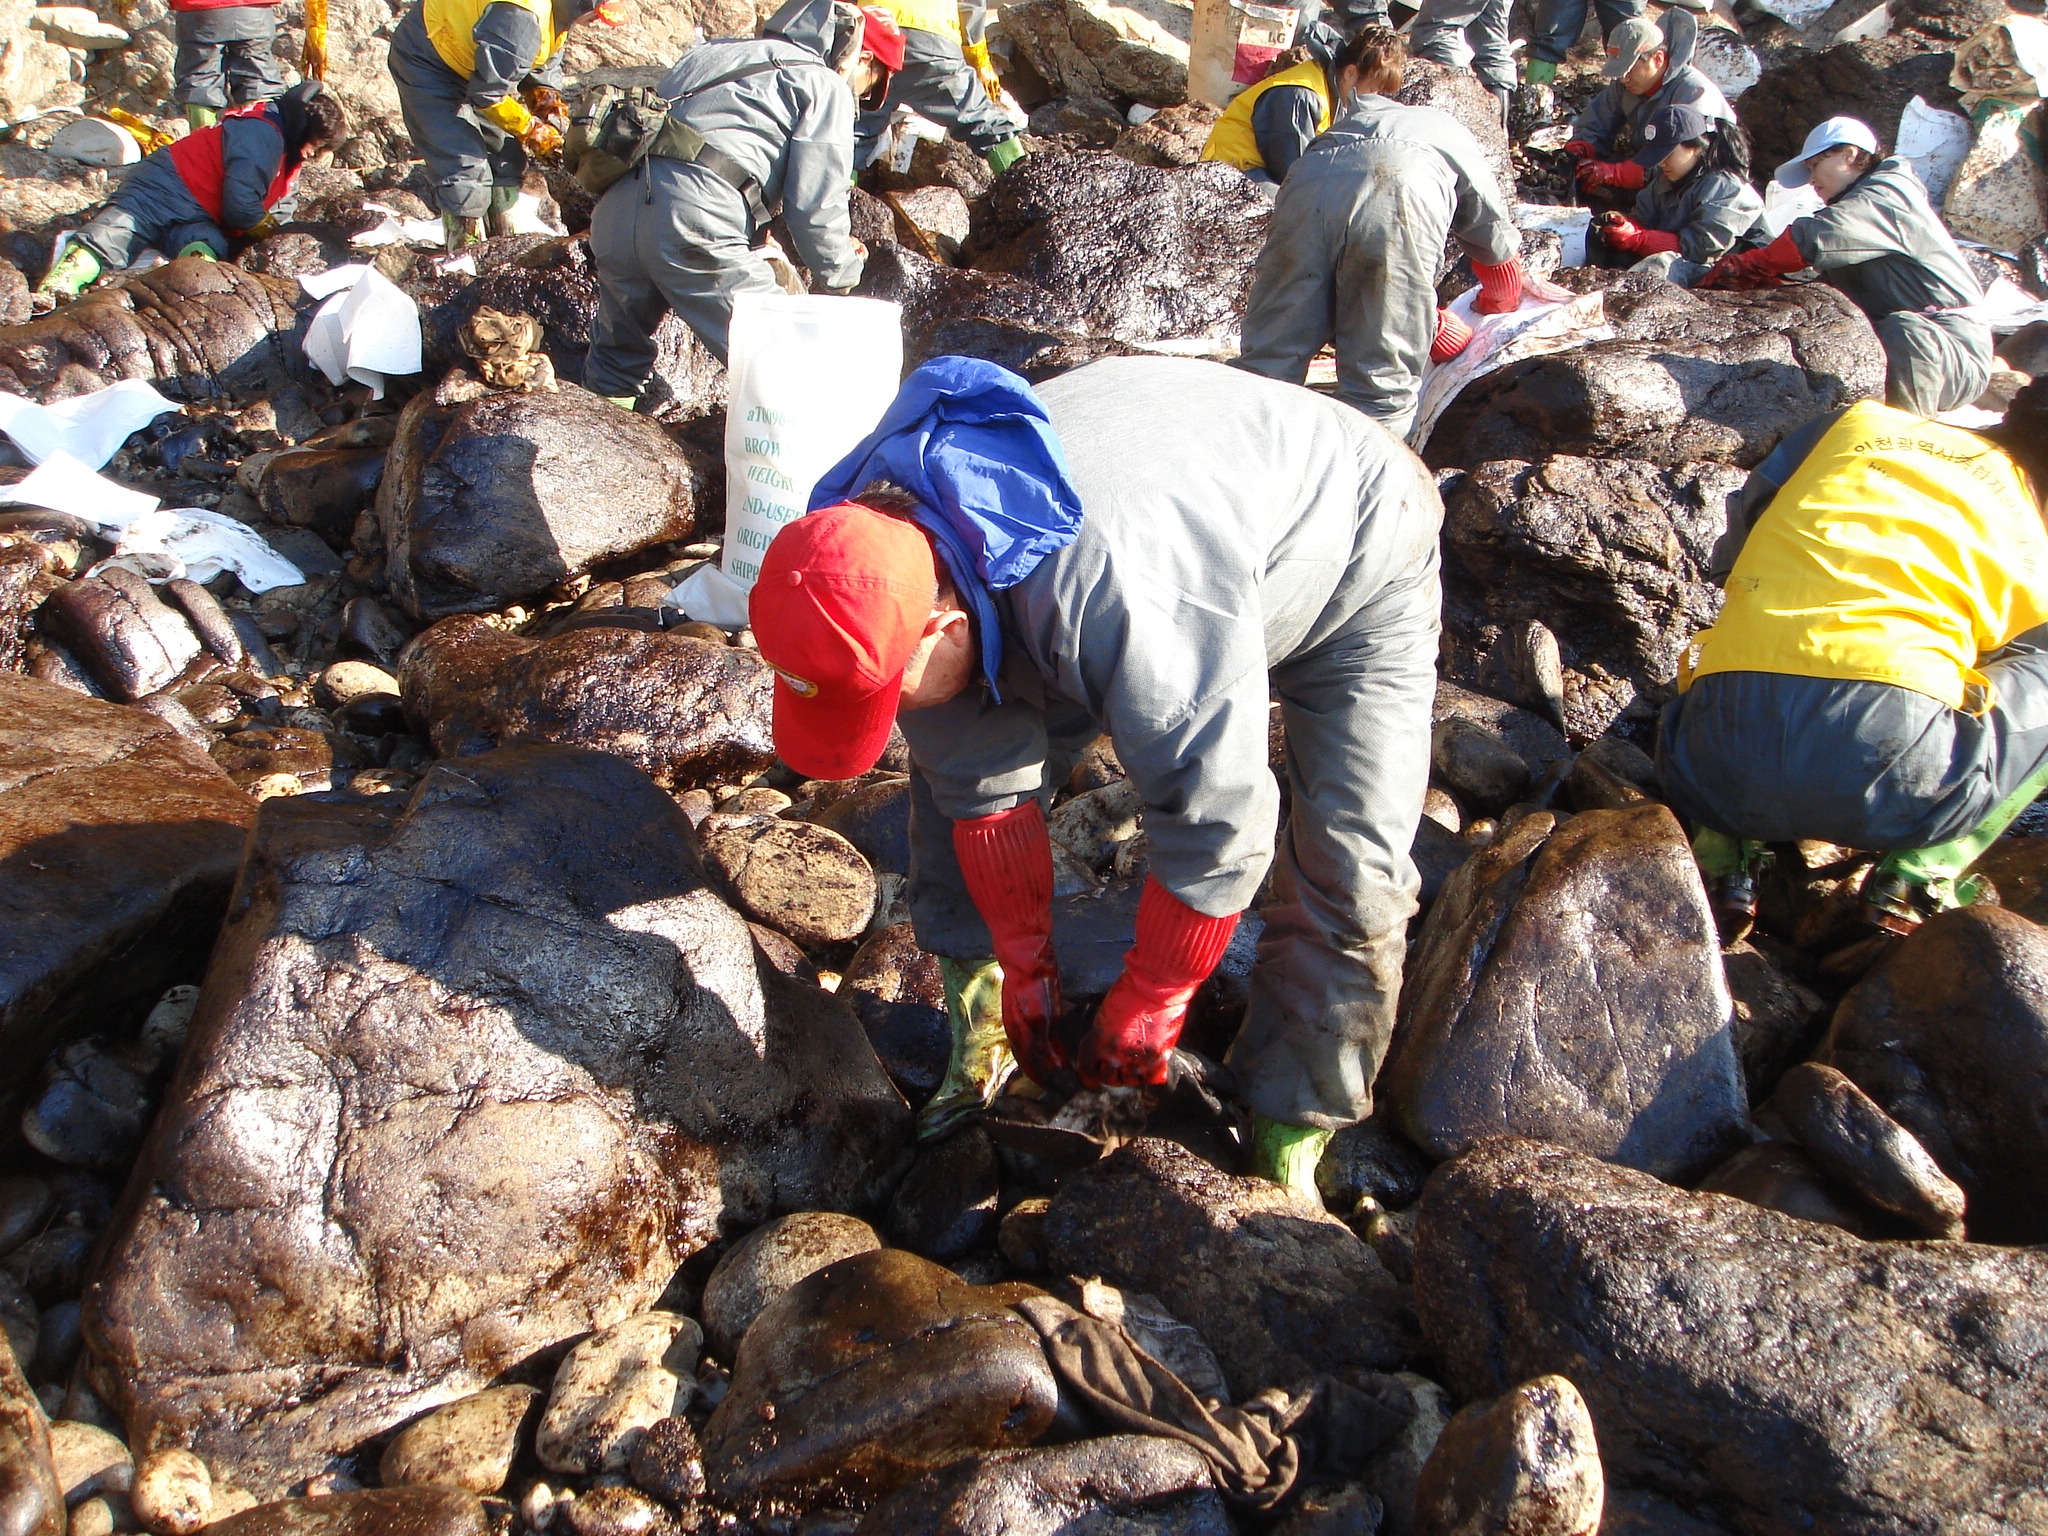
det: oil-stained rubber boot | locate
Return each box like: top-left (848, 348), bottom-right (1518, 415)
top-left (1691, 826), bottom-right (1771, 946)
top-left (1862, 755), bottom-right (2048, 933)
top-left (916, 956), bottom-right (1016, 1142)
top-left (1251, 1115), bottom-right (1333, 1194)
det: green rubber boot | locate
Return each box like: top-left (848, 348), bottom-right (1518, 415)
top-left (442, 212), bottom-right (486, 250)
top-left (486, 182), bottom-right (521, 239)
top-left (1691, 827), bottom-right (1772, 946)
top-left (1251, 1115), bottom-right (1333, 1194)
top-left (984, 136), bottom-right (1026, 173)
top-left (917, 956), bottom-right (1016, 1142)
top-left (36, 243), bottom-right (101, 300)
top-left (176, 241), bottom-right (219, 261)
top-left (1522, 58), bottom-right (1557, 85)
top-left (1862, 755), bottom-right (2048, 932)
top-left (603, 395), bottom-right (638, 411)
top-left (185, 102), bottom-right (221, 131)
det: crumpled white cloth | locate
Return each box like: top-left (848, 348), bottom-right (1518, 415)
top-left (300, 264), bottom-right (422, 399)
top-left (0, 450), bottom-right (159, 522)
top-left (1410, 286), bottom-right (1614, 452)
top-left (0, 379), bottom-right (177, 469)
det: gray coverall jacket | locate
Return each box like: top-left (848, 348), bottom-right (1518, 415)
top-left (900, 356), bottom-right (1443, 1129)
top-left (1573, 57), bottom-right (1733, 159)
top-left (855, 23), bottom-right (1015, 164)
top-left (388, 0), bottom-right (567, 219)
top-left (172, 4), bottom-right (283, 109)
top-left (1234, 95), bottom-right (1518, 436)
top-left (1631, 162), bottom-right (1760, 262)
top-left (583, 0), bottom-right (863, 384)
top-left (1786, 157), bottom-right (1993, 418)
top-left (74, 115), bottom-right (297, 265)
top-left (1408, 0), bottom-right (1515, 101)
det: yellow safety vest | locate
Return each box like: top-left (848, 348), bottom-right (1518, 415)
top-left (1685, 401), bottom-right (2048, 713)
top-left (869, 0), bottom-right (963, 41)
top-left (426, 0), bottom-right (562, 80)
top-left (1200, 59), bottom-right (1332, 173)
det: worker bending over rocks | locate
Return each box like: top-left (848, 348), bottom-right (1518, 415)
top-left (36, 82), bottom-right (345, 308)
top-left (1663, 384), bottom-right (2048, 937)
top-left (388, 0), bottom-right (618, 247)
top-left (1595, 103), bottom-right (1761, 278)
top-left (855, 0), bottom-right (1025, 173)
top-left (1200, 27), bottom-right (1352, 195)
top-left (746, 354), bottom-right (1443, 1193)
top-left (1700, 116), bottom-right (1992, 417)
top-left (1233, 29), bottom-right (1569, 436)
top-left (582, 0), bottom-right (902, 393)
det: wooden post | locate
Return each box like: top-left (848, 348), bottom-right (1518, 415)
top-left (1187, 0), bottom-right (1241, 108)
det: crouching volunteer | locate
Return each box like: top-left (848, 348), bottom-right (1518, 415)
top-left (1594, 104), bottom-right (1760, 279)
top-left (582, 0), bottom-right (903, 400)
top-left (856, 0), bottom-right (1025, 174)
top-left (1566, 14), bottom-right (1732, 198)
top-left (1233, 28), bottom-right (1570, 437)
top-left (1661, 383), bottom-right (2048, 939)
top-left (169, 0), bottom-right (284, 133)
top-left (1199, 27), bottom-right (1350, 195)
top-left (744, 353), bottom-right (1445, 1192)
top-left (388, 0), bottom-right (619, 248)
top-left (36, 83), bottom-right (345, 306)
top-left (1699, 116), bottom-right (1992, 417)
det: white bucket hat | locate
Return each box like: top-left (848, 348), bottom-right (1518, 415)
top-left (1775, 115), bottom-right (1881, 187)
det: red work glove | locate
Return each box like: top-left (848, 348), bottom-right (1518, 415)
top-left (1077, 877), bottom-right (1239, 1088)
top-left (1431, 306), bottom-right (1475, 362)
top-left (953, 800), bottom-right (1067, 1088)
top-left (1600, 216), bottom-right (1681, 256)
top-left (1472, 254), bottom-right (1525, 314)
top-left (1698, 229), bottom-right (1806, 291)
top-left (1578, 158), bottom-right (1647, 192)
top-left (1562, 138), bottom-right (1599, 160)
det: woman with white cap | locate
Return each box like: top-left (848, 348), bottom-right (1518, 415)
top-left (1699, 115), bottom-right (1992, 418)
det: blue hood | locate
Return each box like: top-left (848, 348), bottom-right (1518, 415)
top-left (809, 356), bottom-right (1083, 698)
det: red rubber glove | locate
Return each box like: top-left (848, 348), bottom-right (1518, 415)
top-left (1578, 158), bottom-right (1647, 192)
top-left (1562, 138), bottom-right (1599, 160)
top-left (953, 800), bottom-right (1067, 1088)
top-left (1698, 230), bottom-right (1806, 291)
top-left (1077, 877), bottom-right (1239, 1088)
top-left (1472, 254), bottom-right (1524, 315)
top-left (1601, 216), bottom-right (1681, 256)
top-left (1430, 306), bottom-right (1475, 362)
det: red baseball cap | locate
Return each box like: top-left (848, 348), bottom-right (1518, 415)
top-left (749, 503), bottom-right (936, 781)
top-left (859, 6), bottom-right (907, 72)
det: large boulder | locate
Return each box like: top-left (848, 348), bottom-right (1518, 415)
top-left (1041, 1137), bottom-right (1418, 1398)
top-left (853, 241), bottom-right (1127, 378)
top-left (1415, 1138), bottom-right (2048, 1534)
top-left (997, 0), bottom-right (1190, 105)
top-left (1422, 275), bottom-right (1883, 473)
top-left (399, 613), bottom-right (777, 791)
top-left (701, 1248), bottom-right (1060, 1510)
top-left (86, 745), bottom-right (909, 1498)
top-left (1825, 906), bottom-right (2048, 1244)
top-left (855, 1436), bottom-right (1230, 1536)
top-left (1380, 804), bottom-right (1749, 1182)
top-left (0, 673), bottom-right (252, 1092)
top-left (966, 152), bottom-right (1270, 345)
top-left (369, 378), bottom-right (711, 621)
top-left (1438, 455), bottom-right (1741, 740)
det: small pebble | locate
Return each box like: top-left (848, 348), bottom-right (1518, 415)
top-left (318, 659), bottom-right (401, 706)
top-left (49, 1420), bottom-right (132, 1504)
top-left (66, 1491), bottom-right (139, 1536)
top-left (139, 987), bottom-right (200, 1060)
top-left (565, 1485), bottom-right (679, 1536)
top-left (0, 1177), bottom-right (51, 1261)
top-left (520, 1481), bottom-right (558, 1532)
top-left (247, 772), bottom-right (303, 801)
top-left (130, 1448), bottom-right (212, 1536)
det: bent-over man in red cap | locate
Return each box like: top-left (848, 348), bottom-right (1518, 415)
top-left (747, 353), bottom-right (1442, 1191)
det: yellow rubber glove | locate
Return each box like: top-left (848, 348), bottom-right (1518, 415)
top-left (477, 95), bottom-right (535, 138)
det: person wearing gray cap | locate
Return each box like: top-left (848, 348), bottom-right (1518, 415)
top-left (1595, 102), bottom-right (1760, 276)
top-left (1566, 14), bottom-right (1732, 196)
top-left (1700, 116), bottom-right (1992, 417)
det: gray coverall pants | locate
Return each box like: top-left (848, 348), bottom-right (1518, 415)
top-left (855, 24), bottom-right (1016, 163)
top-left (1528, 0), bottom-right (1642, 65)
top-left (1878, 310), bottom-right (1995, 418)
top-left (387, 25), bottom-right (525, 220)
top-left (584, 157), bottom-right (779, 379)
top-left (1658, 635), bottom-right (2048, 851)
top-left (1407, 0), bottom-right (1514, 99)
top-left (173, 6), bottom-right (284, 109)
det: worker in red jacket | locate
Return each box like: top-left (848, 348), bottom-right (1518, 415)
top-left (34, 84), bottom-right (346, 308)
top-left (170, 0), bottom-right (285, 132)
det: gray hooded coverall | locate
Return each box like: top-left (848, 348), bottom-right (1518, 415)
top-left (1631, 161), bottom-right (1761, 263)
top-left (1785, 157), bottom-right (1992, 418)
top-left (900, 356), bottom-right (1443, 1130)
top-left (1573, 15), bottom-right (1733, 157)
top-left (1234, 94), bottom-right (1518, 436)
top-left (582, 0), bottom-right (864, 384)
top-left (387, 0), bottom-right (568, 220)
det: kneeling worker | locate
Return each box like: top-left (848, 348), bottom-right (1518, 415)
top-left (37, 83), bottom-right (345, 305)
top-left (856, 0), bottom-right (1025, 173)
top-left (1199, 28), bottom-right (1345, 193)
top-left (1660, 384), bottom-right (2048, 936)
top-left (1595, 104), bottom-right (1760, 276)
top-left (583, 0), bottom-right (902, 397)
top-left (747, 354), bottom-right (1445, 1191)
top-left (1699, 116), bottom-right (1991, 418)
top-left (1234, 28), bottom-right (1570, 436)
top-left (1567, 15), bottom-right (1732, 197)
top-left (388, 0), bottom-right (618, 248)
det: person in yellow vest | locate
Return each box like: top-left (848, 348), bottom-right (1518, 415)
top-left (854, 0), bottom-right (1024, 173)
top-left (388, 0), bottom-right (621, 247)
top-left (1199, 30), bottom-right (1346, 194)
top-left (1659, 385), bottom-right (2048, 938)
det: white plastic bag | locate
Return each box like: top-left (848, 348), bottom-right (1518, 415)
top-left (1896, 96), bottom-right (1973, 206)
top-left (300, 265), bottom-right (423, 398)
top-left (0, 379), bottom-right (176, 469)
top-left (1410, 287), bottom-right (1613, 453)
top-left (712, 293), bottom-right (903, 604)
